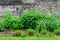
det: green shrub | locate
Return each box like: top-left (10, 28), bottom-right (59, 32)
top-left (3, 11), bottom-right (23, 30)
top-left (21, 11), bottom-right (59, 32)
top-left (3, 11), bottom-right (12, 29)
top-left (0, 11), bottom-right (59, 33)
top-left (27, 29), bottom-right (35, 36)
top-left (20, 11), bottom-right (42, 29)
top-left (36, 13), bottom-right (58, 32)
top-left (10, 17), bottom-right (23, 30)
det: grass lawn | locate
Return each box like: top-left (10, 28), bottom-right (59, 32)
top-left (0, 36), bottom-right (60, 40)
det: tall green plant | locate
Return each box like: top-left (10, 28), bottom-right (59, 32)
top-left (36, 13), bottom-right (58, 32)
top-left (3, 11), bottom-right (23, 30)
top-left (20, 11), bottom-right (42, 29)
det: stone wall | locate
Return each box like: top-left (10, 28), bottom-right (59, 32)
top-left (0, 0), bottom-right (60, 18)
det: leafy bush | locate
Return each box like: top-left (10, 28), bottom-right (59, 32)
top-left (20, 11), bottom-right (42, 29)
top-left (10, 17), bottom-right (23, 30)
top-left (27, 29), bottom-right (35, 36)
top-left (36, 13), bottom-right (58, 32)
top-left (0, 11), bottom-right (59, 33)
top-left (2, 12), bottom-right (12, 29)
top-left (2, 11), bottom-right (23, 30)
top-left (21, 11), bottom-right (59, 32)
